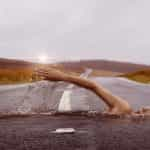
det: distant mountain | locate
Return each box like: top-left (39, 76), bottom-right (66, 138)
top-left (0, 58), bottom-right (150, 73)
top-left (0, 58), bottom-right (35, 69)
top-left (59, 60), bottom-right (150, 73)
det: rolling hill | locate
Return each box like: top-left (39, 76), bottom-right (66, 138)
top-left (59, 60), bottom-right (150, 73)
top-left (0, 58), bottom-right (150, 84)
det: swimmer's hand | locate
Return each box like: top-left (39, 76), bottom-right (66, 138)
top-left (34, 68), bottom-right (67, 81)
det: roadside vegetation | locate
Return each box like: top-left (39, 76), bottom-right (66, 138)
top-left (0, 63), bottom-right (121, 84)
top-left (0, 65), bottom-right (150, 84)
top-left (0, 66), bottom-right (79, 84)
top-left (0, 68), bottom-right (34, 84)
top-left (121, 70), bottom-right (150, 84)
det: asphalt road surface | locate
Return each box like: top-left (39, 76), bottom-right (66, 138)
top-left (0, 76), bottom-right (150, 149)
top-left (0, 77), bottom-right (150, 114)
top-left (0, 115), bottom-right (150, 150)
top-left (58, 69), bottom-right (92, 111)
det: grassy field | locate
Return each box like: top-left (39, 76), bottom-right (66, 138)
top-left (1, 67), bottom-right (150, 84)
top-left (121, 70), bottom-right (150, 83)
top-left (0, 68), bottom-right (34, 84)
top-left (0, 66), bottom-right (120, 84)
top-left (0, 57), bottom-right (149, 84)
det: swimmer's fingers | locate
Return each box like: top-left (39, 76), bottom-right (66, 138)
top-left (33, 69), bottom-right (49, 79)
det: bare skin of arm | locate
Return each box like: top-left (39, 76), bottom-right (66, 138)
top-left (35, 68), bottom-right (132, 115)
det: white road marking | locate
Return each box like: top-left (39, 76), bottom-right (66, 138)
top-left (58, 90), bottom-right (72, 111)
top-left (51, 128), bottom-right (76, 134)
top-left (58, 69), bottom-right (92, 111)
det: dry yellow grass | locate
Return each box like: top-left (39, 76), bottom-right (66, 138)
top-left (121, 70), bottom-right (150, 83)
top-left (0, 62), bottom-right (121, 84)
top-left (90, 69), bottom-right (121, 77)
top-left (0, 67), bottom-right (121, 84)
top-left (0, 68), bottom-right (33, 84)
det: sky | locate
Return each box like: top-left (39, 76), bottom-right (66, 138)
top-left (0, 0), bottom-right (150, 64)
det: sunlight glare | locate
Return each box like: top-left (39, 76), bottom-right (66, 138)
top-left (38, 54), bottom-right (48, 64)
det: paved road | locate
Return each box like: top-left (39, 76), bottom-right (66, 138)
top-left (0, 76), bottom-right (150, 149)
top-left (94, 77), bottom-right (150, 110)
top-left (0, 115), bottom-right (150, 150)
top-left (0, 76), bottom-right (150, 114)
top-left (58, 68), bottom-right (93, 111)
